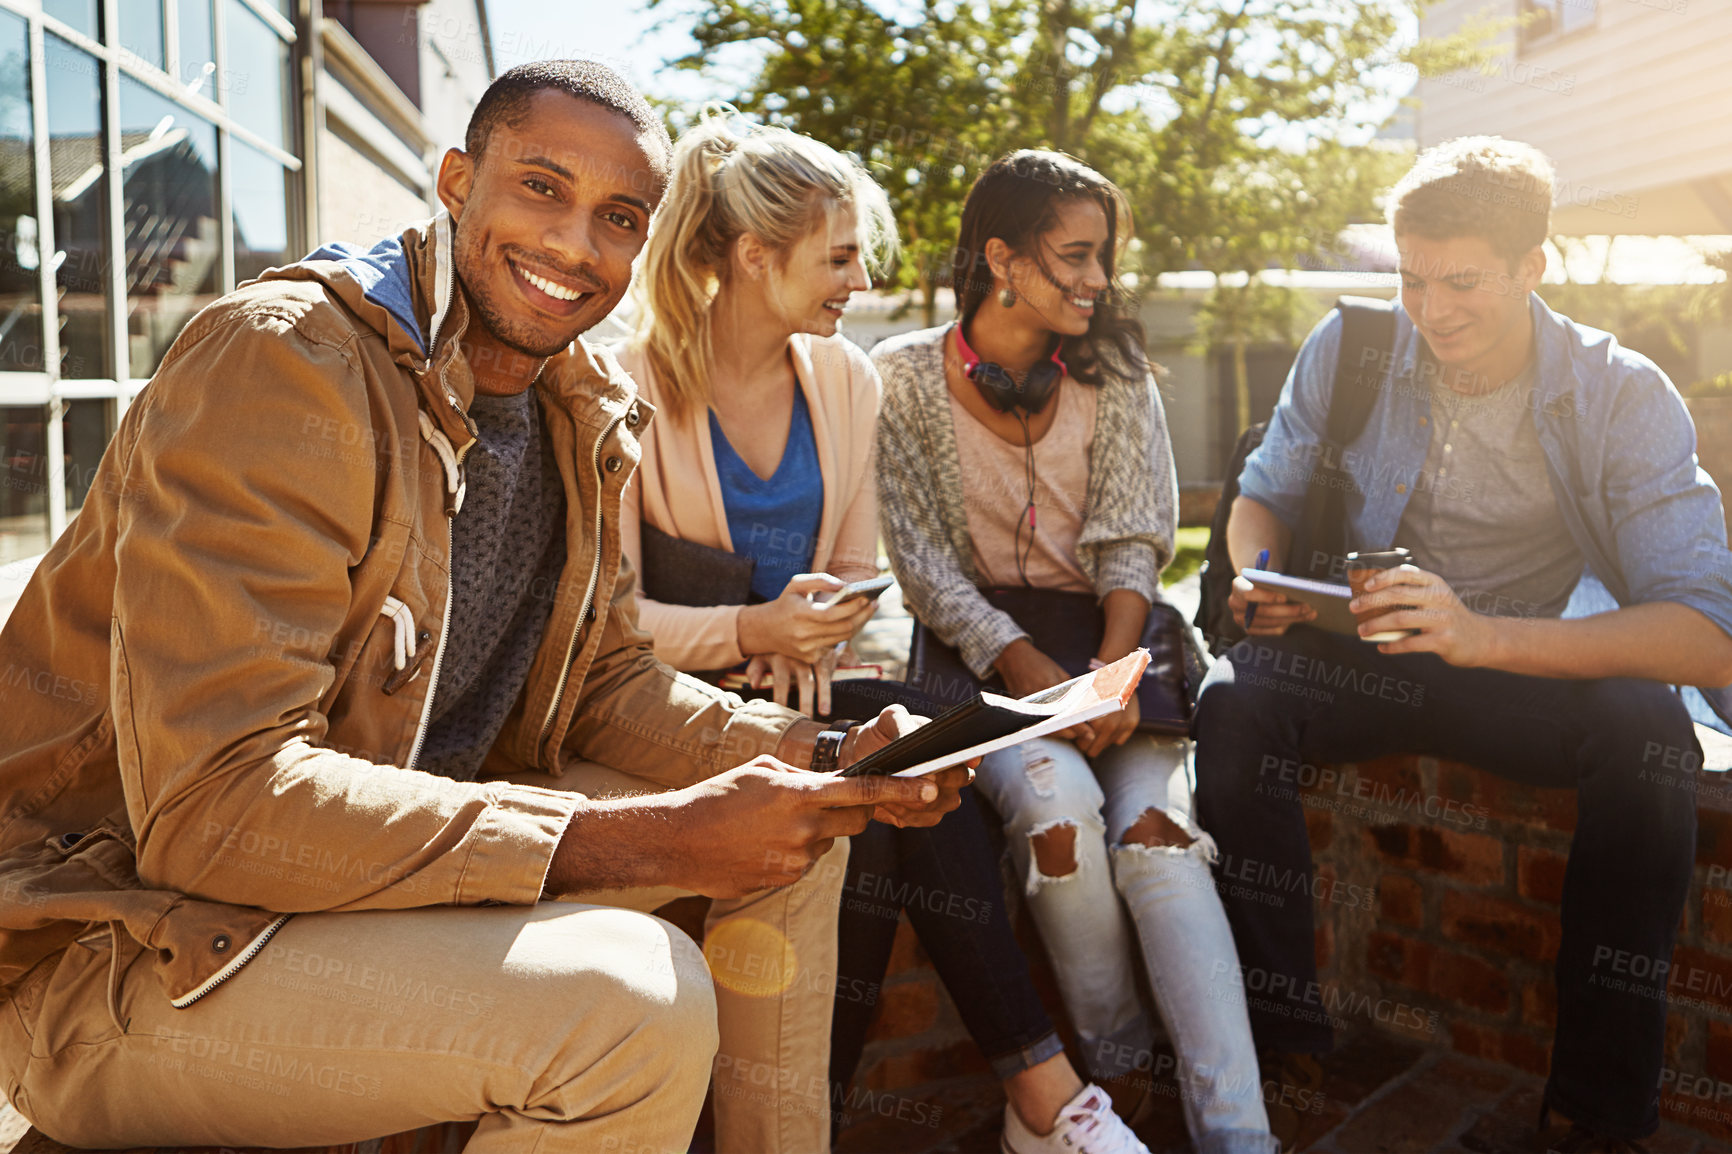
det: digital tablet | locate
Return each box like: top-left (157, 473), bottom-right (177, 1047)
top-left (1241, 569), bottom-right (1411, 642)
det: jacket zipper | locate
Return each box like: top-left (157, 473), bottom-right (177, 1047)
top-left (168, 914), bottom-right (292, 1008)
top-left (405, 518), bottom-right (455, 770)
top-left (406, 239), bottom-right (468, 772)
top-left (538, 413), bottom-right (624, 753)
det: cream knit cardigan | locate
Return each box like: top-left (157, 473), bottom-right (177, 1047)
top-left (613, 334), bottom-right (883, 672)
top-left (873, 324), bottom-right (1178, 678)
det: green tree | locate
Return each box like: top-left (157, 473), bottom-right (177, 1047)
top-left (658, 0), bottom-right (1021, 323)
top-left (660, 0), bottom-right (1476, 352)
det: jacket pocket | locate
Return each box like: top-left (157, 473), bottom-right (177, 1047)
top-left (322, 522), bottom-right (440, 762)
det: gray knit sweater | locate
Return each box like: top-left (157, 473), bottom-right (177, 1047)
top-left (873, 324), bottom-right (1178, 678)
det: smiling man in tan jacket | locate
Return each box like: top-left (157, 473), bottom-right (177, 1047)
top-left (0, 61), bottom-right (963, 1154)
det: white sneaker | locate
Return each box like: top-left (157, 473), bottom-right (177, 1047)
top-left (1001, 1084), bottom-right (1151, 1154)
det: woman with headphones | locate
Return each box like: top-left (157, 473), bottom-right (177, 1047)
top-left (875, 151), bottom-right (1277, 1154)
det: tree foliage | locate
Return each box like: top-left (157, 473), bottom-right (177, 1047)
top-left (657, 0), bottom-right (1470, 332)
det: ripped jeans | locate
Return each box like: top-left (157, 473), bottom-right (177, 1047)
top-left (975, 734), bottom-right (1274, 1154)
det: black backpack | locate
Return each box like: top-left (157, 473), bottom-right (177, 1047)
top-left (1194, 297), bottom-right (1397, 655)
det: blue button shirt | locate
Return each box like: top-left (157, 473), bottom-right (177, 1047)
top-left (711, 388), bottom-right (825, 603)
top-left (1240, 293), bottom-right (1732, 721)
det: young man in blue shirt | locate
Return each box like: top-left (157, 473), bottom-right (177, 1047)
top-left (1195, 137), bottom-right (1732, 1152)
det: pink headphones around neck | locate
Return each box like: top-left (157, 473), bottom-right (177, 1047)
top-left (954, 322), bottom-right (1067, 415)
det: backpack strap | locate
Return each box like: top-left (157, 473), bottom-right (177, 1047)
top-left (1328, 295), bottom-right (1397, 448)
top-left (1288, 296), bottom-right (1397, 579)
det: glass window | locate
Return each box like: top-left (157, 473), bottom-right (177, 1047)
top-left (177, 0), bottom-right (216, 95)
top-left (119, 0), bottom-right (165, 70)
top-left (43, 0), bottom-right (99, 41)
top-left (1520, 0), bottom-right (1597, 50)
top-left (120, 76), bottom-right (220, 377)
top-left (63, 398), bottom-right (112, 511)
top-left (223, 0), bottom-right (290, 151)
top-left (230, 140), bottom-right (290, 283)
top-left (0, 10), bottom-right (44, 375)
top-left (1561, 0), bottom-right (1597, 34)
top-left (0, 406), bottom-right (48, 564)
top-left (45, 35), bottom-right (110, 381)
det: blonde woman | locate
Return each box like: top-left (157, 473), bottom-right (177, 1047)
top-left (616, 115), bottom-right (1148, 1154)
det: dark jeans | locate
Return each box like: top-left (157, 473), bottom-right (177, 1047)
top-left (1192, 627), bottom-right (1700, 1140)
top-left (830, 790), bottom-right (1062, 1092)
top-left (741, 680), bottom-right (1063, 1093)
top-left (815, 682), bottom-right (1062, 1122)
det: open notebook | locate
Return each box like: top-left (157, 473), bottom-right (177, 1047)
top-left (841, 649), bottom-right (1150, 778)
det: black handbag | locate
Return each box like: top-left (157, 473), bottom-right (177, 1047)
top-left (638, 523), bottom-right (756, 608)
top-left (905, 587), bottom-right (1192, 736)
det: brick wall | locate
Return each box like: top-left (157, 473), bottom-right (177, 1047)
top-left (1300, 753), bottom-right (1732, 1142)
top-left (843, 751), bottom-right (1732, 1148)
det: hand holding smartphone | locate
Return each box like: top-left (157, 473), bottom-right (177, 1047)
top-left (820, 574), bottom-right (894, 609)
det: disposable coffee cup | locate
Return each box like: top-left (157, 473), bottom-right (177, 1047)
top-left (1345, 548), bottom-right (1418, 642)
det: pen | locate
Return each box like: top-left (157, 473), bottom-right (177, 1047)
top-left (1244, 548), bottom-right (1270, 629)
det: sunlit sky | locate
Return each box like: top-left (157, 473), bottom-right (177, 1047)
top-left (484, 0), bottom-right (718, 106)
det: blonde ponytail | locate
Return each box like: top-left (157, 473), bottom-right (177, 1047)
top-left (634, 106), bottom-right (897, 421)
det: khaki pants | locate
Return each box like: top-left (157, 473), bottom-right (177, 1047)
top-left (0, 764), bottom-right (845, 1154)
top-left (524, 762), bottom-right (847, 1154)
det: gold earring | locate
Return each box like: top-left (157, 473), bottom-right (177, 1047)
top-left (999, 287), bottom-right (1017, 308)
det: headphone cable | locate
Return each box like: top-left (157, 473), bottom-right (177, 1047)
top-left (1014, 410), bottom-right (1037, 587)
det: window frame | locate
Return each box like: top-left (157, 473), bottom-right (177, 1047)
top-left (1517, 0), bottom-right (1599, 54)
top-left (0, 0), bottom-right (307, 543)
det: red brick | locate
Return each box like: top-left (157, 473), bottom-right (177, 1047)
top-left (1368, 931), bottom-right (1433, 990)
top-left (1440, 890), bottom-right (1561, 963)
top-left (1304, 806), bottom-right (1332, 851)
top-left (1707, 1019), bottom-right (1732, 1084)
top-left (1483, 777), bottom-right (1577, 833)
top-left (866, 979), bottom-right (939, 1042)
top-left (1378, 875), bottom-right (1425, 928)
top-left (1448, 1021), bottom-right (1550, 1077)
top-left (1365, 823), bottom-right (1505, 886)
top-left (1662, 1090), bottom-right (1732, 1144)
top-left (1521, 982), bottom-right (1556, 1029)
top-left (1315, 920), bottom-right (1333, 971)
top-left (1436, 760), bottom-right (1494, 810)
top-left (1435, 762), bottom-right (1578, 832)
top-left (1353, 754), bottom-right (1425, 794)
top-left (1697, 807), bottom-right (1732, 872)
top-left (1516, 847), bottom-right (1568, 906)
top-left (1670, 947), bottom-right (1732, 1014)
top-left (885, 915), bottom-right (928, 975)
top-left (1500, 1030), bottom-right (1551, 1077)
top-left (1427, 947), bottom-right (1512, 1015)
top-left (1666, 1008), bottom-right (1690, 1068)
top-left (1704, 886), bottom-right (1732, 947)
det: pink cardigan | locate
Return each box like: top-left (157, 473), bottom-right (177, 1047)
top-left (612, 334), bottom-right (883, 672)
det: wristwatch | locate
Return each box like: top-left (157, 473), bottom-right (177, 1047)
top-left (811, 720), bottom-right (861, 774)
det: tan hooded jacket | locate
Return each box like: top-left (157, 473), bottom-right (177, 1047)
top-left (0, 215), bottom-right (798, 1019)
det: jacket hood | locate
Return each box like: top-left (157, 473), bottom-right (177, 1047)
top-left (262, 214), bottom-right (456, 366)
top-left (259, 213), bottom-right (477, 448)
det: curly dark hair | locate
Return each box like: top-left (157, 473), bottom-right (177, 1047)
top-left (951, 150), bottom-right (1147, 386)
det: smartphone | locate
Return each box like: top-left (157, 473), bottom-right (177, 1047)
top-left (821, 574), bottom-right (894, 609)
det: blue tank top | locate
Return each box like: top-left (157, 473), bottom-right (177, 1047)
top-left (709, 388), bottom-right (825, 603)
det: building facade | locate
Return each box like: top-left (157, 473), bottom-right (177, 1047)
top-left (1416, 0), bottom-right (1732, 237)
top-left (0, 0), bottom-right (489, 566)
